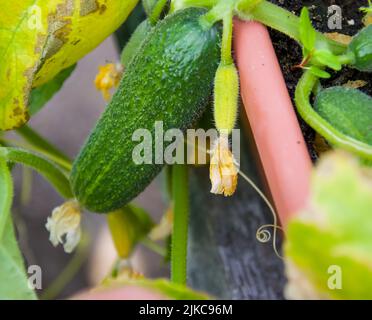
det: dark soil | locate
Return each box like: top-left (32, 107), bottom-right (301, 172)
top-left (269, 0), bottom-right (371, 160)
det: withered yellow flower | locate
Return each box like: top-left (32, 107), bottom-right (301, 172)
top-left (45, 200), bottom-right (82, 253)
top-left (209, 135), bottom-right (238, 196)
top-left (94, 63), bottom-right (122, 101)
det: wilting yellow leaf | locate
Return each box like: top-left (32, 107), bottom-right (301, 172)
top-left (0, 1), bottom-right (52, 130)
top-left (0, 0), bottom-right (138, 130)
top-left (33, 0), bottom-right (138, 86)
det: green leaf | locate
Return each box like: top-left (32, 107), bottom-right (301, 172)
top-left (285, 152), bottom-right (372, 299)
top-left (107, 204), bottom-right (154, 258)
top-left (308, 66), bottom-right (331, 78)
top-left (360, 0), bottom-right (372, 14)
top-left (29, 65), bottom-right (76, 116)
top-left (0, 0), bottom-right (138, 130)
top-left (0, 214), bottom-right (37, 300)
top-left (299, 7), bottom-right (316, 54)
top-left (0, 157), bottom-right (36, 299)
top-left (314, 87), bottom-right (372, 146)
top-left (313, 50), bottom-right (342, 70)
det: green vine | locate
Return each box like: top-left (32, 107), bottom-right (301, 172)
top-left (0, 156), bottom-right (13, 238)
top-left (295, 71), bottom-right (372, 160)
top-left (16, 125), bottom-right (71, 164)
top-left (149, 0), bottom-right (169, 25)
top-left (0, 147), bottom-right (73, 199)
top-left (171, 164), bottom-right (189, 285)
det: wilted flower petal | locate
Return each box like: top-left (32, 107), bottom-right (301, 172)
top-left (209, 135), bottom-right (238, 196)
top-left (45, 200), bottom-right (82, 253)
top-left (94, 63), bottom-right (123, 101)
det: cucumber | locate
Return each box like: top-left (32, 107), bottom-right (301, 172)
top-left (314, 86), bottom-right (372, 145)
top-left (348, 25), bottom-right (372, 72)
top-left (71, 8), bottom-right (221, 213)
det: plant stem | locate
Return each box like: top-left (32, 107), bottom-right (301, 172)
top-left (149, 0), bottom-right (168, 25)
top-left (171, 164), bottom-right (189, 285)
top-left (16, 125), bottom-right (71, 162)
top-left (142, 237), bottom-right (167, 257)
top-left (295, 70), bottom-right (372, 160)
top-left (0, 138), bottom-right (72, 172)
top-left (0, 147), bottom-right (73, 199)
top-left (221, 14), bottom-right (233, 64)
top-left (21, 166), bottom-right (33, 205)
top-left (338, 52), bottom-right (355, 65)
top-left (170, 0), bottom-right (217, 13)
top-left (0, 156), bottom-right (13, 238)
top-left (239, 0), bottom-right (347, 55)
top-left (15, 125), bottom-right (72, 171)
top-left (199, 0), bottom-right (235, 28)
top-left (173, 0), bottom-right (347, 55)
top-left (40, 232), bottom-right (90, 300)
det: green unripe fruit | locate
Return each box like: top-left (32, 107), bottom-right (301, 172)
top-left (71, 8), bottom-right (221, 213)
top-left (348, 25), bottom-right (372, 72)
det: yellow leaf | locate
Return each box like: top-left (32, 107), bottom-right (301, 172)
top-left (0, 1), bottom-right (53, 130)
top-left (0, 0), bottom-right (138, 131)
top-left (33, 0), bottom-right (138, 86)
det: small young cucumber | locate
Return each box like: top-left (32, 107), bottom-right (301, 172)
top-left (348, 25), bottom-right (372, 72)
top-left (314, 86), bottom-right (372, 146)
top-left (71, 8), bottom-right (221, 213)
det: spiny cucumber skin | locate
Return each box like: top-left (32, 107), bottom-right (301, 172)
top-left (349, 25), bottom-right (372, 72)
top-left (314, 87), bottom-right (372, 145)
top-left (71, 8), bottom-right (221, 213)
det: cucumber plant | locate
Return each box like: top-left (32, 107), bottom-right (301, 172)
top-left (0, 0), bottom-right (371, 299)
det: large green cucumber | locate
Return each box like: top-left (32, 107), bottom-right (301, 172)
top-left (71, 8), bottom-right (221, 213)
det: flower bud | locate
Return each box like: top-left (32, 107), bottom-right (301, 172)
top-left (107, 205), bottom-right (153, 258)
